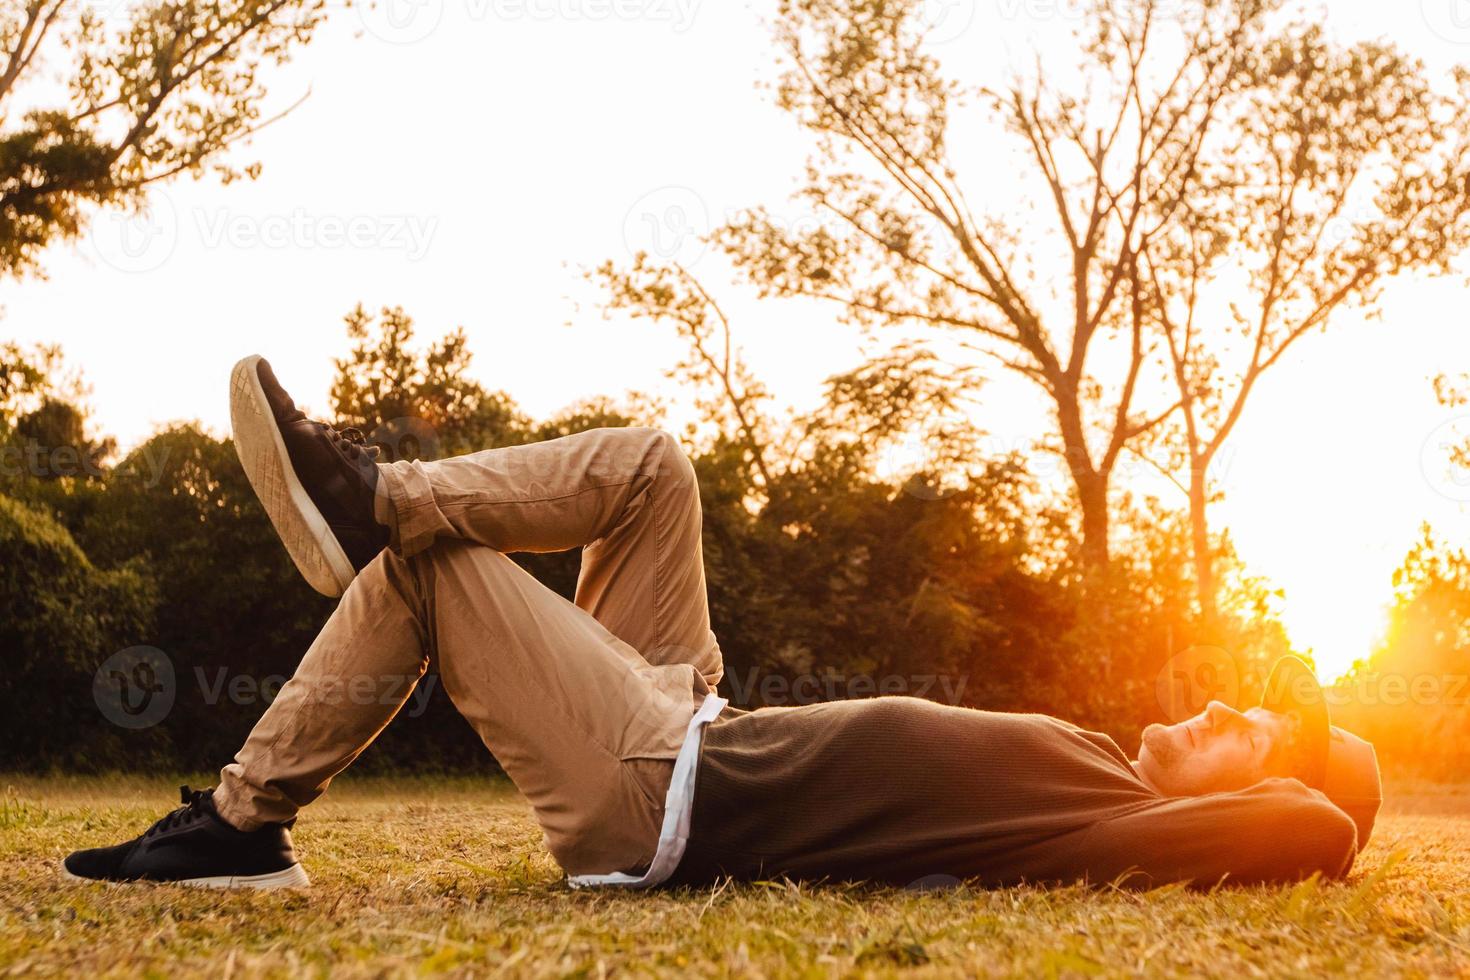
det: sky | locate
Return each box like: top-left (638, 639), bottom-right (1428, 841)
top-left (8, 0), bottom-right (1470, 681)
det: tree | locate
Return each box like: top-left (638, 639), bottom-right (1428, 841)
top-left (330, 305), bottom-right (527, 460)
top-left (0, 342), bottom-right (67, 431)
top-left (720, 0), bottom-right (1470, 598)
top-left (1427, 372), bottom-right (1470, 486)
top-left (0, 344), bottom-right (113, 484)
top-left (0, 0), bottom-right (326, 278)
top-left (0, 343), bottom-right (58, 426)
top-left (594, 253), bottom-right (778, 491)
top-left (1331, 527), bottom-right (1470, 778)
top-left (1141, 17), bottom-right (1470, 627)
top-left (593, 255), bottom-right (1070, 714)
top-left (0, 491), bottom-right (156, 769)
top-left (719, 0), bottom-right (1240, 569)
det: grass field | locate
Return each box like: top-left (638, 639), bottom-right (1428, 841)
top-left (2, 775), bottom-right (1469, 978)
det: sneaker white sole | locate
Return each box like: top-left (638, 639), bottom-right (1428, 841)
top-left (230, 355), bottom-right (355, 598)
top-left (60, 860), bottom-right (311, 890)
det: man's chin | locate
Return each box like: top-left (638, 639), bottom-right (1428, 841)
top-left (1140, 724), bottom-right (1172, 760)
top-left (1137, 725), bottom-right (1181, 790)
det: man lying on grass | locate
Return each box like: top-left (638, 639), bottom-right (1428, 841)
top-left (62, 356), bottom-right (1383, 891)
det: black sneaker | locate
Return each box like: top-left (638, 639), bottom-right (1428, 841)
top-left (61, 786), bottom-right (309, 889)
top-left (230, 354), bottom-right (389, 597)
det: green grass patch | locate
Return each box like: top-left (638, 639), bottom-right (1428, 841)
top-left (2, 774), bottom-right (1468, 977)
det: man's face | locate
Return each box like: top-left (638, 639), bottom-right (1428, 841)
top-left (1135, 701), bottom-right (1297, 796)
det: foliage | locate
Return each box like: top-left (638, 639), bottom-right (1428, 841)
top-left (719, 0), bottom-right (1233, 566)
top-left (0, 309), bottom-right (1398, 772)
top-left (1138, 6), bottom-right (1470, 623)
top-left (594, 254), bottom-right (776, 489)
top-left (592, 255), bottom-right (1295, 745)
top-left (0, 0), bottom-right (328, 279)
top-left (718, 0), bottom-right (1470, 609)
top-left (0, 1), bottom-right (327, 279)
top-left (0, 492), bottom-right (155, 768)
top-left (330, 305), bottom-right (528, 461)
top-left (1332, 526), bottom-right (1470, 778)
top-left (0, 342), bottom-right (64, 430)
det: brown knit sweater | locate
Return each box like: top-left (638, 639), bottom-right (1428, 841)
top-left (667, 697), bottom-right (1358, 888)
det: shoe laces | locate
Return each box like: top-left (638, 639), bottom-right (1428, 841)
top-left (144, 785), bottom-right (213, 838)
top-left (319, 423), bottom-right (383, 465)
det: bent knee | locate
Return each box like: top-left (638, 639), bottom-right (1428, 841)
top-left (639, 427), bottom-right (697, 493)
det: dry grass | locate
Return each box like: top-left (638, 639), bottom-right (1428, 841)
top-left (2, 774), bottom-right (1469, 978)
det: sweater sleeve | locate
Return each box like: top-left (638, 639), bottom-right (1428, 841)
top-left (1037, 777), bottom-right (1359, 888)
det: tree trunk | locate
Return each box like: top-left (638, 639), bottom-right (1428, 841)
top-left (1056, 390), bottom-right (1111, 570)
top-left (1077, 472), bottom-right (1111, 571)
top-left (1189, 461), bottom-right (1219, 633)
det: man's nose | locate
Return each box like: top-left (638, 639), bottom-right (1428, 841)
top-left (1204, 700), bottom-right (1243, 725)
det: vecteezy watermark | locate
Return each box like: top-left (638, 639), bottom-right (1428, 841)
top-left (481, 0), bottom-right (700, 31)
top-left (368, 416), bottom-right (442, 463)
top-left (1155, 645), bottom-right (1240, 723)
top-left (877, 412), bottom-right (976, 501)
top-left (1155, 645), bottom-right (1470, 722)
top-left (0, 439), bottom-right (109, 481)
top-left (87, 190), bottom-right (439, 271)
top-left (357, 0), bottom-right (447, 44)
top-left (194, 209), bottom-right (437, 260)
top-left (723, 668), bottom-right (969, 707)
top-left (906, 873), bottom-right (963, 892)
top-left (916, 0), bottom-right (975, 43)
top-left (89, 195), bottom-right (180, 274)
top-left (1421, 0), bottom-right (1470, 45)
top-left (0, 438), bottom-right (173, 485)
top-left (356, 0), bottom-right (700, 44)
top-left (611, 645), bottom-right (702, 727)
top-left (622, 186), bottom-right (711, 267)
top-left (1317, 670), bottom-right (1470, 708)
top-left (1420, 415), bottom-right (1470, 502)
top-left (93, 647), bottom-right (439, 729)
top-left (94, 647), bottom-right (177, 730)
top-left (993, 0), bottom-right (1191, 23)
top-left (197, 667), bottom-right (440, 714)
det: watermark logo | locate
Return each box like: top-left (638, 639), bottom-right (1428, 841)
top-left (1420, 415), bottom-right (1470, 501)
top-left (993, 0), bottom-right (1191, 22)
top-left (1422, 0), bottom-right (1470, 45)
top-left (906, 873), bottom-right (962, 892)
top-left (614, 646), bottom-right (700, 725)
top-left (354, 0), bottom-right (701, 44)
top-left (89, 195), bottom-right (179, 274)
top-left (482, 0), bottom-right (701, 32)
top-left (1155, 645), bottom-right (1470, 718)
top-left (93, 645), bottom-right (440, 729)
top-left (724, 668), bottom-right (968, 707)
top-left (0, 439), bottom-right (109, 481)
top-left (77, 0), bottom-right (144, 17)
top-left (919, 0), bottom-right (975, 44)
top-left (93, 646), bottom-right (176, 730)
top-left (88, 193), bottom-right (437, 270)
top-left (879, 426), bottom-right (968, 501)
top-left (369, 416), bottom-right (442, 462)
top-left (623, 186), bottom-right (710, 267)
top-left (195, 208), bottom-right (437, 260)
top-left (0, 439), bottom-right (172, 485)
top-left (1154, 645), bottom-right (1239, 723)
top-left (358, 0), bottom-right (445, 43)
